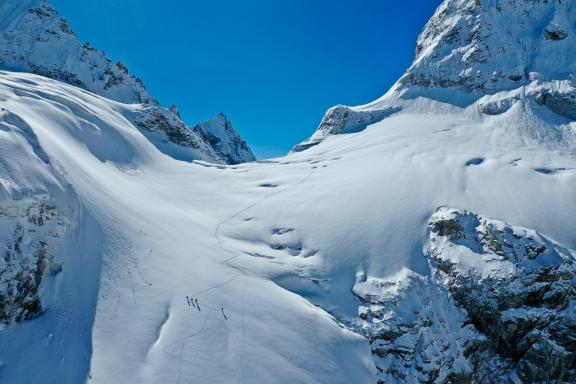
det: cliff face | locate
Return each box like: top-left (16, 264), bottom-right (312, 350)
top-left (192, 113), bottom-right (256, 165)
top-left (354, 208), bottom-right (576, 383)
top-left (402, 0), bottom-right (576, 94)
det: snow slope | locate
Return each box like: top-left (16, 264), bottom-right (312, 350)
top-left (0, 71), bottom-right (373, 383)
top-left (0, 0), bottom-right (575, 383)
top-left (0, 67), bottom-right (574, 383)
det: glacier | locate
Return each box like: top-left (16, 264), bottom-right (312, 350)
top-left (0, 0), bottom-right (575, 383)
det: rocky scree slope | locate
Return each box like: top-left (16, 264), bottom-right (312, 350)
top-left (0, 0), bottom-right (255, 164)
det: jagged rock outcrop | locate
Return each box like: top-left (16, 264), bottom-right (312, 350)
top-left (131, 105), bottom-right (222, 162)
top-left (402, 0), bottom-right (576, 94)
top-left (0, 107), bottom-right (71, 328)
top-left (0, 196), bottom-right (67, 326)
top-left (292, 106), bottom-right (400, 152)
top-left (0, 0), bottom-right (255, 164)
top-left (353, 208), bottom-right (576, 383)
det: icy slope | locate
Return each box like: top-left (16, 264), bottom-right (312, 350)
top-left (0, 0), bottom-right (255, 164)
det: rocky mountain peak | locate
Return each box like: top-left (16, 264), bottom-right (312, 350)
top-left (294, 0), bottom-right (576, 153)
top-left (0, 0), bottom-right (153, 104)
top-left (400, 0), bottom-right (576, 94)
top-left (192, 113), bottom-right (256, 165)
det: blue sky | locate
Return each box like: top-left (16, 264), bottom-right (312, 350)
top-left (51, 0), bottom-right (442, 158)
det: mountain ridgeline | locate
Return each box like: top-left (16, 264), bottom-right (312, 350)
top-left (0, 0), bottom-right (255, 164)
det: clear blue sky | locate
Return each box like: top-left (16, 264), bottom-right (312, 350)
top-left (51, 0), bottom-right (442, 158)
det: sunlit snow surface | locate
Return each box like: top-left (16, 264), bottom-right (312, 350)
top-left (0, 71), bottom-right (575, 383)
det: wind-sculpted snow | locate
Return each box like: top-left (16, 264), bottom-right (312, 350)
top-left (0, 71), bottom-right (375, 383)
top-left (0, 64), bottom-right (575, 382)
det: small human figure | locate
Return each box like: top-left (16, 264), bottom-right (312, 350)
top-left (191, 297), bottom-right (196, 309)
top-left (221, 307), bottom-right (227, 320)
top-left (186, 296), bottom-right (190, 306)
top-left (195, 298), bottom-right (200, 311)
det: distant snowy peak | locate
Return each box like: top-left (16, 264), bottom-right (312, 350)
top-left (401, 0), bottom-right (576, 94)
top-left (0, 0), bottom-right (153, 105)
top-left (192, 113), bottom-right (255, 165)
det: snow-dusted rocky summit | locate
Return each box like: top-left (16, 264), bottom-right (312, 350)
top-left (0, 0), bottom-right (255, 164)
top-left (295, 0), bottom-right (576, 151)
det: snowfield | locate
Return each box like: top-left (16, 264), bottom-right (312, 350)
top-left (0, 67), bottom-right (574, 382)
top-left (1, 0), bottom-right (576, 382)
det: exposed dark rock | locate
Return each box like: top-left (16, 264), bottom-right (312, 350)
top-left (293, 106), bottom-right (401, 153)
top-left (535, 89), bottom-right (576, 120)
top-left (351, 208), bottom-right (576, 383)
top-left (0, 198), bottom-right (67, 326)
top-left (544, 29), bottom-right (568, 41)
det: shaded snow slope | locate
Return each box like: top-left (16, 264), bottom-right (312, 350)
top-left (0, 0), bottom-right (255, 165)
top-left (0, 71), bottom-right (373, 383)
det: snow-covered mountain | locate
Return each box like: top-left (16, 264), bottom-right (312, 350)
top-left (0, 0), bottom-right (255, 165)
top-left (0, 0), bottom-right (575, 383)
top-left (296, 0), bottom-right (576, 151)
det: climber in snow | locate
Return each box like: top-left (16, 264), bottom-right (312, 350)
top-left (221, 307), bottom-right (227, 320)
top-left (186, 296), bottom-right (190, 306)
top-left (195, 298), bottom-right (200, 311)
